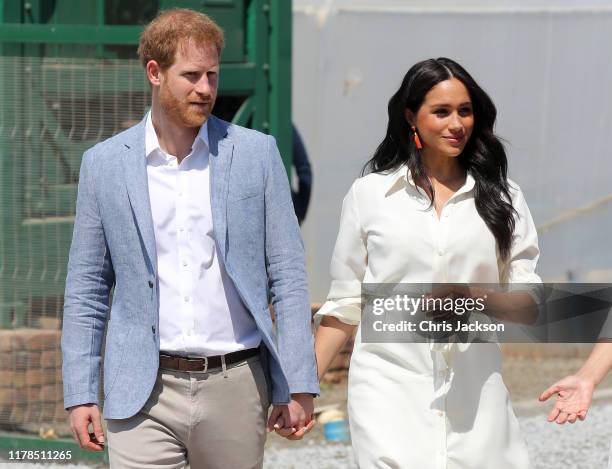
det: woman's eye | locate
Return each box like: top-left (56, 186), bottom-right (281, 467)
top-left (459, 108), bottom-right (473, 116)
top-left (434, 109), bottom-right (448, 116)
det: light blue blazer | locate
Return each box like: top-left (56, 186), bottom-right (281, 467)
top-left (61, 115), bottom-right (319, 419)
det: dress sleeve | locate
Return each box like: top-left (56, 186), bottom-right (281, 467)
top-left (314, 182), bottom-right (367, 325)
top-left (503, 184), bottom-right (542, 284)
top-left (500, 184), bottom-right (547, 316)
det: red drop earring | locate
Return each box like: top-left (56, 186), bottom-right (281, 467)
top-left (412, 126), bottom-right (423, 149)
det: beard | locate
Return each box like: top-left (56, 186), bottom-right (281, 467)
top-left (159, 83), bottom-right (214, 128)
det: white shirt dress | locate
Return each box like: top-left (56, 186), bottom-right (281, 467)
top-left (316, 166), bottom-right (540, 469)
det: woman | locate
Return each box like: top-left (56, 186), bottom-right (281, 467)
top-left (315, 58), bottom-right (540, 468)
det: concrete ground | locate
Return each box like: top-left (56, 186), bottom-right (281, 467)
top-left (2, 353), bottom-right (611, 468)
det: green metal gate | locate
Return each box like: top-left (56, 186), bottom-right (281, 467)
top-left (0, 0), bottom-right (292, 450)
top-left (0, 0), bottom-right (292, 327)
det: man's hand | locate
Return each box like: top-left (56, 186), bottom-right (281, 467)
top-left (539, 374), bottom-right (595, 424)
top-left (68, 404), bottom-right (105, 451)
top-left (266, 393), bottom-right (315, 440)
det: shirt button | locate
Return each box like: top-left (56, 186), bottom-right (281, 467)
top-left (186, 329), bottom-right (192, 336)
top-left (438, 249), bottom-right (444, 256)
top-left (182, 260), bottom-right (188, 267)
top-left (184, 296), bottom-right (189, 302)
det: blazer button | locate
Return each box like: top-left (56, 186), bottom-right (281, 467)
top-left (152, 325), bottom-right (156, 334)
top-left (148, 280), bottom-right (154, 288)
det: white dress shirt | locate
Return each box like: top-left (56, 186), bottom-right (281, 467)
top-left (145, 113), bottom-right (261, 356)
top-left (316, 165), bottom-right (540, 468)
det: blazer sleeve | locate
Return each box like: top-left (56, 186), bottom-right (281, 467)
top-left (314, 182), bottom-right (367, 326)
top-left (61, 150), bottom-right (115, 409)
top-left (263, 135), bottom-right (319, 400)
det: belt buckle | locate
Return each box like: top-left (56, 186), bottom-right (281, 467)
top-left (185, 356), bottom-right (208, 373)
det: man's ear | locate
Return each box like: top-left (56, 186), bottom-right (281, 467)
top-left (404, 108), bottom-right (415, 127)
top-left (146, 60), bottom-right (163, 87)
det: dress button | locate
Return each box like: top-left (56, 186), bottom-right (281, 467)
top-left (438, 249), bottom-right (444, 256)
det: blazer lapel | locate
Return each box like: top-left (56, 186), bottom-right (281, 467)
top-left (120, 119), bottom-right (158, 274)
top-left (208, 116), bottom-right (233, 263)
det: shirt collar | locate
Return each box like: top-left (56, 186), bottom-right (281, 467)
top-left (144, 111), bottom-right (209, 159)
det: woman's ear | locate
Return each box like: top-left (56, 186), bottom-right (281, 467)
top-left (404, 109), bottom-right (415, 126)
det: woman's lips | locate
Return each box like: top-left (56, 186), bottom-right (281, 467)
top-left (443, 136), bottom-right (463, 146)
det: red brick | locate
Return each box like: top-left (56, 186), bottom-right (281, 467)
top-left (40, 384), bottom-right (62, 402)
top-left (11, 329), bottom-right (60, 352)
top-left (0, 331), bottom-right (13, 352)
top-left (14, 351), bottom-right (41, 369)
top-left (41, 402), bottom-right (55, 421)
top-left (0, 388), bottom-right (16, 415)
top-left (25, 369), bottom-right (43, 386)
top-left (10, 330), bottom-right (26, 350)
top-left (13, 371), bottom-right (25, 388)
top-left (10, 403), bottom-right (26, 424)
top-left (0, 370), bottom-right (14, 385)
top-left (40, 370), bottom-right (56, 385)
top-left (24, 404), bottom-right (41, 423)
top-left (26, 385), bottom-right (41, 401)
top-left (12, 389), bottom-right (26, 405)
top-left (0, 352), bottom-right (12, 370)
top-left (41, 350), bottom-right (58, 368)
top-left (29, 330), bottom-right (61, 351)
top-left (54, 404), bottom-right (68, 423)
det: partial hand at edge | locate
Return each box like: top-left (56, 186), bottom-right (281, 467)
top-left (539, 374), bottom-right (595, 424)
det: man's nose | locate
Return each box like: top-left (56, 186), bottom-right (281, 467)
top-left (195, 76), bottom-right (212, 96)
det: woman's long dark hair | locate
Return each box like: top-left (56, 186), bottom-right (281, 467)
top-left (363, 57), bottom-right (516, 260)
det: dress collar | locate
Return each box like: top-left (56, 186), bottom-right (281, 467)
top-left (387, 164), bottom-right (476, 198)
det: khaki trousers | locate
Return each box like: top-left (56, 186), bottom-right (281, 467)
top-left (106, 355), bottom-right (270, 469)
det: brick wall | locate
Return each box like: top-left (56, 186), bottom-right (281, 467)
top-left (0, 329), bottom-right (65, 428)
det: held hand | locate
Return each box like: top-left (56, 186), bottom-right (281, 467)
top-left (266, 393), bottom-right (315, 440)
top-left (539, 375), bottom-right (595, 424)
top-left (68, 404), bottom-right (105, 451)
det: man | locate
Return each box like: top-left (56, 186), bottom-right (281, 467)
top-left (61, 9), bottom-right (318, 468)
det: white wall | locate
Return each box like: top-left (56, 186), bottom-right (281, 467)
top-left (292, 1), bottom-right (612, 300)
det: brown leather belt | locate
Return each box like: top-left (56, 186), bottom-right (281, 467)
top-left (159, 348), bottom-right (259, 372)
